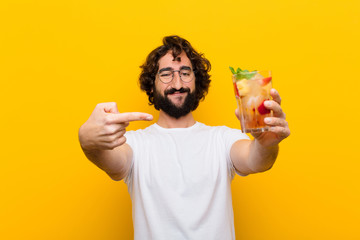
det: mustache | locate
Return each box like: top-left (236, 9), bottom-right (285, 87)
top-left (165, 87), bottom-right (191, 96)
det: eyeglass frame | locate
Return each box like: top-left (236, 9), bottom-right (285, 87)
top-left (157, 67), bottom-right (196, 84)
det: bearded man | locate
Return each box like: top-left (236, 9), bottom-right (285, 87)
top-left (78, 35), bottom-right (290, 240)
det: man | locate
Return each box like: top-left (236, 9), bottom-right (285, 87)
top-left (78, 35), bottom-right (290, 240)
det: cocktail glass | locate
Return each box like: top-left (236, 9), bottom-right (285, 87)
top-left (232, 70), bottom-right (272, 133)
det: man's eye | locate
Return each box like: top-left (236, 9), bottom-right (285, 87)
top-left (181, 71), bottom-right (191, 76)
top-left (160, 72), bottom-right (172, 77)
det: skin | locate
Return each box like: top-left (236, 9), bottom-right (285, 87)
top-left (78, 51), bottom-right (290, 180)
top-left (231, 88), bottom-right (290, 175)
top-left (154, 51), bottom-right (196, 128)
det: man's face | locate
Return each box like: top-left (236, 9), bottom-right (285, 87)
top-left (153, 51), bottom-right (197, 119)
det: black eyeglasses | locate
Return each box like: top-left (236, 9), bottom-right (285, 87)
top-left (157, 68), bottom-right (195, 83)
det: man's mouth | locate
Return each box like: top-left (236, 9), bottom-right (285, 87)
top-left (165, 88), bottom-right (190, 96)
top-left (169, 91), bottom-right (186, 96)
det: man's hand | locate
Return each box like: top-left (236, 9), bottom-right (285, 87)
top-left (235, 88), bottom-right (290, 148)
top-left (232, 88), bottom-right (289, 174)
top-left (79, 102), bottom-right (153, 151)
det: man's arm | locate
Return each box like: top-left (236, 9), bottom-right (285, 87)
top-left (78, 102), bottom-right (153, 181)
top-left (230, 89), bottom-right (290, 175)
top-left (230, 139), bottom-right (278, 175)
top-left (79, 135), bottom-right (133, 181)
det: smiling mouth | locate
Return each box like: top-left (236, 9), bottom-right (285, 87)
top-left (168, 92), bottom-right (188, 100)
top-left (165, 87), bottom-right (190, 96)
top-left (169, 92), bottom-right (186, 95)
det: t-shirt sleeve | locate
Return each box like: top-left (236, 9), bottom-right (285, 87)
top-left (221, 126), bottom-right (250, 178)
top-left (123, 131), bottom-right (136, 192)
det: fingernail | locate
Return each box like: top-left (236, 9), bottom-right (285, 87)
top-left (264, 118), bottom-right (271, 124)
top-left (264, 101), bottom-right (271, 107)
top-left (146, 115), bottom-right (153, 120)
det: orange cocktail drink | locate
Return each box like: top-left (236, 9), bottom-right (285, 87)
top-left (231, 69), bottom-right (272, 133)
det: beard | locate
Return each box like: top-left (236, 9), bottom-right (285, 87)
top-left (153, 87), bottom-right (199, 119)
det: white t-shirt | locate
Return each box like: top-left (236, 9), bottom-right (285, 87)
top-left (124, 122), bottom-right (250, 240)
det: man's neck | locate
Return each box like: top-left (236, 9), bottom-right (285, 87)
top-left (156, 110), bottom-right (196, 128)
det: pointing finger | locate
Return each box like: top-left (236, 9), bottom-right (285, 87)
top-left (106, 112), bottom-right (153, 124)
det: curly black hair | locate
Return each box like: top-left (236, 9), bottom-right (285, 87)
top-left (139, 35), bottom-right (211, 110)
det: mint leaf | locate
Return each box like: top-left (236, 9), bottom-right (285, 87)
top-left (230, 66), bottom-right (257, 80)
top-left (243, 71), bottom-right (257, 79)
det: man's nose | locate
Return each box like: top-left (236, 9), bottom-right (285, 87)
top-left (171, 71), bottom-right (183, 89)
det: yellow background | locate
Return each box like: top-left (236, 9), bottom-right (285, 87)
top-left (1, 0), bottom-right (359, 239)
